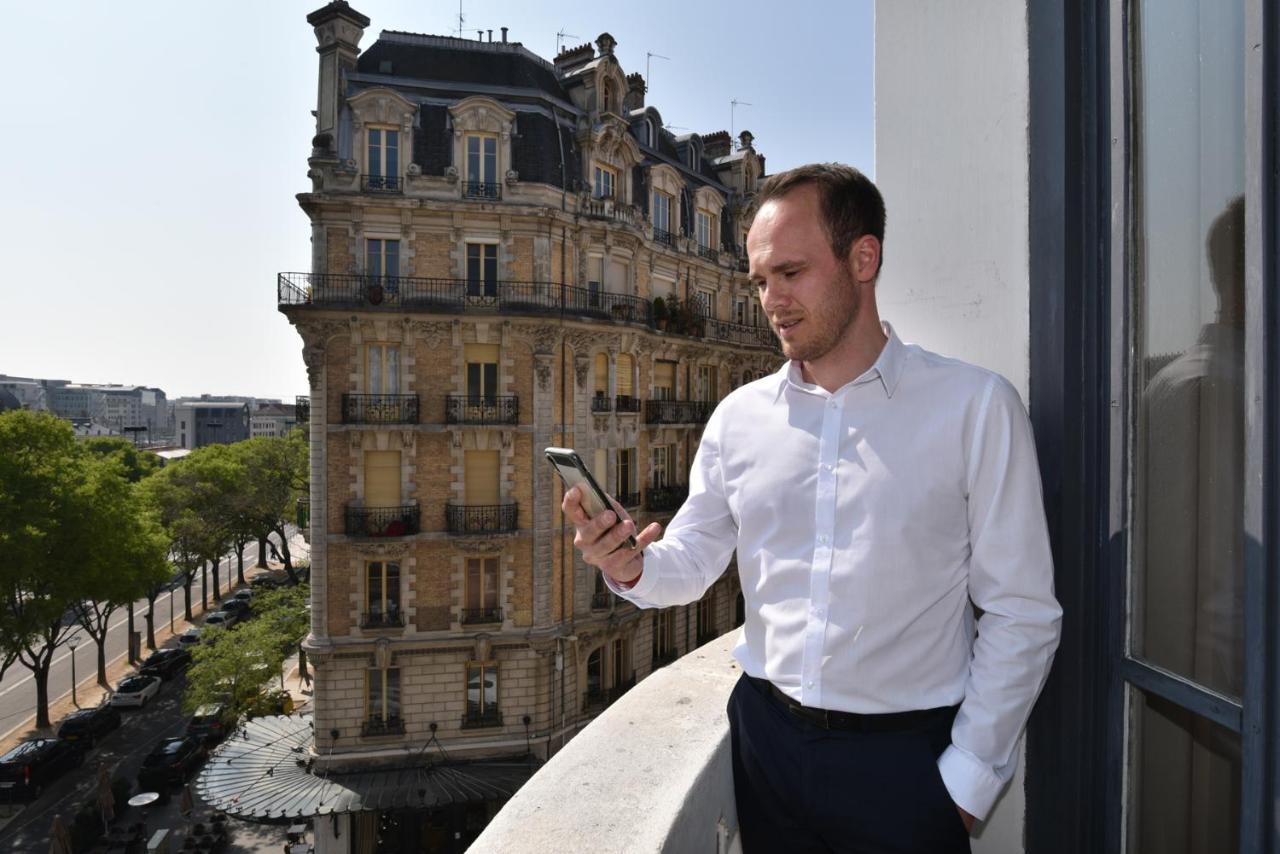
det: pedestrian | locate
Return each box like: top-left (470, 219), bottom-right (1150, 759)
top-left (563, 163), bottom-right (1063, 853)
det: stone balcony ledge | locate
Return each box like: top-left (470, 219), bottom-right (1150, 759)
top-left (469, 632), bottom-right (742, 854)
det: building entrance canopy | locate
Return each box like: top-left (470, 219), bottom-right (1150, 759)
top-left (197, 715), bottom-right (535, 822)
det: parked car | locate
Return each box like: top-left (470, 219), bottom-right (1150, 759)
top-left (137, 737), bottom-right (204, 792)
top-left (246, 689), bottom-right (295, 718)
top-left (0, 738), bottom-right (84, 799)
top-left (177, 627), bottom-right (202, 648)
top-left (203, 610), bottom-right (237, 630)
top-left (139, 648), bottom-right (192, 681)
top-left (231, 588), bottom-right (253, 603)
top-left (56, 704), bottom-right (122, 748)
top-left (219, 599), bottom-right (251, 621)
top-left (109, 674), bottom-right (161, 708)
top-left (185, 703), bottom-right (235, 746)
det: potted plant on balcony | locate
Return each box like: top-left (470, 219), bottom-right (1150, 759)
top-left (653, 296), bottom-right (669, 331)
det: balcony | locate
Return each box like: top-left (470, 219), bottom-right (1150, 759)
top-left (445, 502), bottom-right (518, 535)
top-left (468, 635), bottom-right (740, 854)
top-left (345, 504), bottom-right (420, 538)
top-left (461, 708), bottom-right (503, 730)
top-left (704, 317), bottom-right (778, 350)
top-left (362, 174), bottom-right (402, 193)
top-left (462, 607), bottom-right (504, 625)
top-left (615, 395), bottom-right (642, 414)
top-left (590, 394), bottom-right (612, 413)
top-left (361, 716), bottom-right (405, 737)
top-left (444, 395), bottom-right (519, 425)
top-left (295, 395), bottom-right (310, 424)
top-left (644, 400), bottom-right (714, 425)
top-left (652, 227), bottom-right (677, 249)
top-left (361, 609), bottom-right (405, 630)
top-left (580, 196), bottom-right (640, 226)
top-left (645, 485), bottom-right (688, 513)
top-left (697, 245), bottom-right (720, 264)
top-left (464, 180), bottom-right (502, 200)
top-left (341, 393), bottom-right (419, 425)
top-left (615, 491), bottom-right (641, 509)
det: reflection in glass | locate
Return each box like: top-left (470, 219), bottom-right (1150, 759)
top-left (1131, 690), bottom-right (1240, 853)
top-left (1132, 0), bottom-right (1245, 701)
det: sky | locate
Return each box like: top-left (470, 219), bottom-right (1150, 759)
top-left (0, 0), bottom-right (873, 400)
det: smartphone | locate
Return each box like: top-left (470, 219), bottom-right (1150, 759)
top-left (544, 447), bottom-right (638, 550)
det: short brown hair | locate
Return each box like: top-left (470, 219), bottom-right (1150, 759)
top-left (754, 163), bottom-right (886, 268)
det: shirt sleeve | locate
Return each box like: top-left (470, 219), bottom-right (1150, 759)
top-left (937, 377), bottom-right (1063, 820)
top-left (604, 404), bottom-right (739, 607)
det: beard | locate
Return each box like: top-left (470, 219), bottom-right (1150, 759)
top-left (777, 263), bottom-right (862, 364)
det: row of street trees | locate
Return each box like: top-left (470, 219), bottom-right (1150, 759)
top-left (0, 410), bottom-right (307, 728)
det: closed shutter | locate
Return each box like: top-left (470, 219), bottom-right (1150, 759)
top-left (364, 451), bottom-right (401, 506)
top-left (594, 353), bottom-right (608, 394)
top-left (607, 260), bottom-right (628, 292)
top-left (616, 354), bottom-right (634, 397)
top-left (594, 449), bottom-right (607, 486)
top-left (465, 450), bottom-right (500, 505)
top-left (654, 361), bottom-right (675, 398)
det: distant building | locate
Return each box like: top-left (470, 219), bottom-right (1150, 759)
top-left (173, 402), bottom-right (250, 448)
top-left (250, 402), bottom-right (298, 438)
top-left (0, 377), bottom-right (48, 411)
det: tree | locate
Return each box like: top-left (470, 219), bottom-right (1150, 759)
top-left (82, 437), bottom-right (162, 483)
top-left (234, 435), bottom-right (307, 584)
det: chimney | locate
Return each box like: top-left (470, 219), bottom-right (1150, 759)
top-left (703, 131), bottom-right (732, 159)
top-left (306, 1), bottom-right (370, 156)
top-left (501, 27), bottom-right (508, 43)
top-left (487, 29), bottom-right (493, 42)
top-left (554, 42), bottom-right (595, 72)
top-left (623, 72), bottom-right (646, 112)
top-left (738, 129), bottom-right (755, 150)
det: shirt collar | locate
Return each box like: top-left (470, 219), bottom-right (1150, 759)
top-left (773, 321), bottom-right (907, 402)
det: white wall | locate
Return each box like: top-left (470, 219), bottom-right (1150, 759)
top-left (875, 2), bottom-right (1031, 852)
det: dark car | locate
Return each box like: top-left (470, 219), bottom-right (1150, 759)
top-left (56, 704), bottom-right (122, 748)
top-left (0, 738), bottom-right (84, 799)
top-left (137, 737), bottom-right (204, 792)
top-left (185, 703), bottom-right (235, 746)
top-left (219, 598), bottom-right (251, 621)
top-left (139, 648), bottom-right (192, 681)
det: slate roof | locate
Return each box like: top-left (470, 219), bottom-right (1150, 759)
top-left (197, 715), bottom-right (536, 822)
top-left (357, 32), bottom-right (567, 98)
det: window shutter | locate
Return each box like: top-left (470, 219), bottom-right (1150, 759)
top-left (364, 451), bottom-right (401, 505)
top-left (465, 450), bottom-right (500, 505)
top-left (616, 354), bottom-right (634, 397)
top-left (654, 361), bottom-right (675, 393)
top-left (594, 353), bottom-right (608, 394)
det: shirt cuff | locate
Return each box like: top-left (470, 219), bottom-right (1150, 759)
top-left (602, 559), bottom-right (658, 602)
top-left (937, 743), bottom-right (1008, 821)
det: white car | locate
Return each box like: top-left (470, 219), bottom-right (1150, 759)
top-left (110, 675), bottom-right (161, 709)
top-left (204, 610), bottom-right (237, 629)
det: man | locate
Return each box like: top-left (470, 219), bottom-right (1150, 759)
top-left (563, 164), bottom-right (1061, 853)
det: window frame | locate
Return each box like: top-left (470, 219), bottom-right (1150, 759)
top-left (366, 666), bottom-right (401, 725)
top-left (593, 164), bottom-right (617, 199)
top-left (365, 560), bottom-right (401, 620)
top-left (366, 125), bottom-right (400, 180)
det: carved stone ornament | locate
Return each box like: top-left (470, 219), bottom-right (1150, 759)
top-left (374, 637), bottom-right (392, 669)
top-left (399, 431), bottom-right (415, 450)
top-left (349, 432), bottom-right (364, 451)
top-left (535, 360), bottom-right (553, 392)
top-left (445, 165), bottom-right (459, 183)
top-left (574, 357), bottom-right (590, 389)
top-left (473, 634), bottom-right (493, 663)
top-left (505, 169), bottom-right (519, 186)
top-left (563, 330), bottom-right (605, 354)
top-left (453, 537), bottom-right (503, 554)
top-left (354, 540), bottom-right (412, 559)
top-left (409, 321), bottom-right (451, 349)
top-left (407, 163), bottom-right (421, 177)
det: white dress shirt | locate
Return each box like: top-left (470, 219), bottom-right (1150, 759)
top-left (607, 323), bottom-right (1062, 820)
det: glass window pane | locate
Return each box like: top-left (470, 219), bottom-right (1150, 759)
top-left (1130, 689), bottom-right (1240, 853)
top-left (385, 240), bottom-right (398, 279)
top-left (483, 558), bottom-right (498, 609)
top-left (1130, 0), bottom-right (1245, 699)
top-left (368, 345), bottom-right (382, 394)
top-left (483, 667), bottom-right (497, 707)
top-left (468, 137), bottom-right (479, 179)
top-left (386, 669), bottom-right (400, 718)
top-left (368, 668), bottom-right (382, 716)
top-left (367, 564), bottom-right (382, 613)
top-left (386, 563), bottom-right (399, 611)
top-left (366, 240), bottom-right (381, 277)
top-left (467, 244), bottom-right (480, 283)
top-left (386, 346), bottom-right (399, 392)
top-left (467, 666), bottom-right (481, 714)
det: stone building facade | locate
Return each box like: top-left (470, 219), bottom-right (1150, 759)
top-left (278, 2), bottom-right (780, 846)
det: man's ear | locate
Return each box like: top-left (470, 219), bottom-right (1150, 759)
top-left (848, 235), bottom-right (882, 284)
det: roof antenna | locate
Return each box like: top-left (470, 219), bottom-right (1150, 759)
top-left (646, 51), bottom-right (670, 91)
top-left (556, 28), bottom-right (579, 55)
top-left (455, 0), bottom-right (465, 38)
top-left (731, 98), bottom-right (754, 145)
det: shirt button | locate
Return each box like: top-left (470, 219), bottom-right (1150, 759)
top-left (806, 681), bottom-right (814, 688)
top-left (823, 463), bottom-right (834, 472)
top-left (818, 535), bottom-right (829, 545)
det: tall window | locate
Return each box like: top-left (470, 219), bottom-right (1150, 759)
top-left (366, 344), bottom-right (400, 394)
top-left (466, 243), bottom-right (498, 298)
top-left (594, 353), bottom-right (609, 403)
top-left (365, 562), bottom-right (401, 625)
top-left (465, 556), bottom-right (500, 622)
top-left (593, 165), bottom-right (617, 199)
top-left (652, 610), bottom-right (676, 664)
top-left (735, 297), bottom-right (747, 326)
top-left (616, 448), bottom-right (635, 500)
top-left (366, 127), bottom-right (399, 186)
top-left (585, 648), bottom-right (603, 702)
top-left (464, 450), bottom-right (500, 506)
top-left (466, 664), bottom-right (499, 724)
top-left (653, 360), bottom-right (676, 401)
top-left (698, 365), bottom-right (718, 402)
top-left (696, 211), bottom-right (712, 248)
top-left (652, 191), bottom-right (673, 235)
top-left (615, 353), bottom-right (635, 404)
top-left (697, 594), bottom-right (716, 643)
top-left (651, 444), bottom-right (672, 488)
top-left (464, 343), bottom-right (499, 403)
top-left (751, 299), bottom-right (763, 328)
top-left (365, 238), bottom-right (399, 284)
top-left (612, 638), bottom-right (629, 687)
top-left (363, 450), bottom-right (401, 507)
top-left (366, 667), bottom-right (401, 728)
top-left (465, 134), bottom-right (498, 197)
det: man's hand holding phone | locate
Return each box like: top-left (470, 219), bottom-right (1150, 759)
top-left (562, 487), bottom-right (663, 589)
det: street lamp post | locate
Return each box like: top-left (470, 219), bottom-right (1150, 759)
top-left (68, 635), bottom-right (80, 708)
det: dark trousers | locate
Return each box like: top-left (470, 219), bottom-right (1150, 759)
top-left (727, 673), bottom-right (972, 854)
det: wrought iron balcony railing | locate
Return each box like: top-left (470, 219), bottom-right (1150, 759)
top-left (295, 396), bottom-right (310, 424)
top-left (361, 609), bottom-right (405, 629)
top-left (644, 400), bottom-right (714, 425)
top-left (591, 591), bottom-right (613, 610)
top-left (580, 196), bottom-right (639, 226)
top-left (615, 395), bottom-right (642, 414)
top-left (652, 227), bottom-right (677, 248)
top-left (464, 181), bottom-right (502, 200)
top-left (362, 174), bottom-right (402, 193)
top-left (590, 394), bottom-right (612, 413)
top-left (462, 607), bottom-right (504, 625)
top-left (342, 394), bottom-right (420, 425)
top-left (461, 708), bottom-right (503, 729)
top-left (362, 716), bottom-right (405, 736)
top-left (645, 485), bottom-right (688, 513)
top-left (444, 395), bottom-right (519, 425)
top-left (703, 317), bottom-right (778, 350)
top-left (697, 245), bottom-right (720, 263)
top-left (345, 504), bottom-right (420, 538)
top-left (445, 502), bottom-right (518, 535)
top-left (615, 491), bottom-right (641, 509)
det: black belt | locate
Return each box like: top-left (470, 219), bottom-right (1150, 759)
top-left (747, 674), bottom-right (958, 733)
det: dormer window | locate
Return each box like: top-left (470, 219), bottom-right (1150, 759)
top-left (593, 165), bottom-right (617, 199)
top-left (696, 210), bottom-right (718, 249)
top-left (465, 134), bottom-right (499, 199)
top-left (366, 127), bottom-right (400, 192)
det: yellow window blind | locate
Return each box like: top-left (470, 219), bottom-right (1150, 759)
top-left (654, 361), bottom-right (675, 393)
top-left (465, 450), bottom-right (500, 505)
top-left (616, 354), bottom-right (634, 397)
top-left (594, 353), bottom-right (608, 394)
top-left (364, 451), bottom-right (401, 506)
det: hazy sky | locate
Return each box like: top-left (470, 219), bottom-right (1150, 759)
top-left (0, 0), bottom-right (873, 400)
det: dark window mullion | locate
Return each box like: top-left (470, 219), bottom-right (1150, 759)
top-left (1120, 656), bottom-right (1244, 733)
